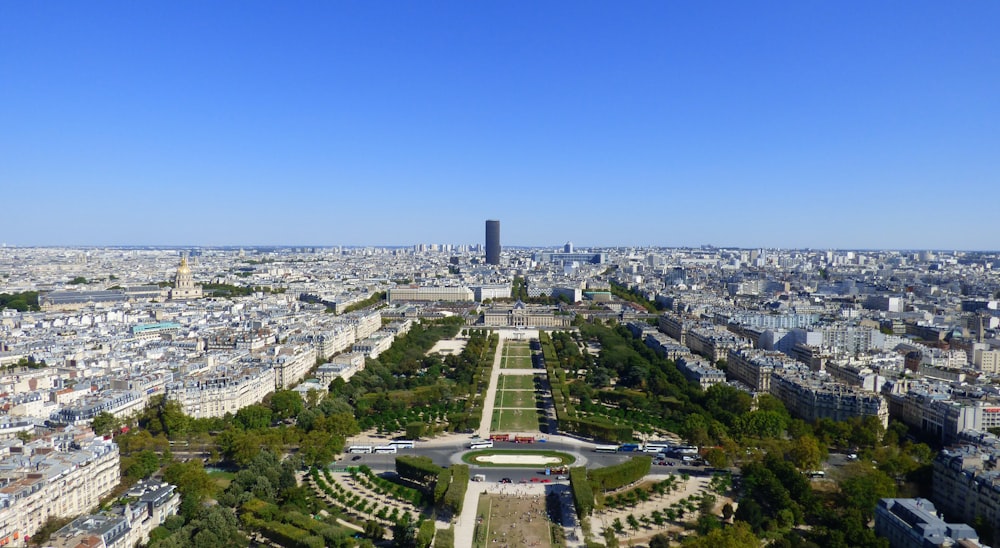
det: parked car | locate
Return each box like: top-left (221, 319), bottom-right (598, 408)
top-left (500, 478), bottom-right (512, 484)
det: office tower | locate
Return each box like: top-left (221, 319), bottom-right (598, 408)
top-left (485, 220), bottom-right (500, 265)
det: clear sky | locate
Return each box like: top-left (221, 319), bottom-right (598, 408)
top-left (2, 2), bottom-right (997, 250)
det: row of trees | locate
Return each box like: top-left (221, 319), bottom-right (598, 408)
top-left (341, 291), bottom-right (386, 313)
top-left (0, 291), bottom-right (39, 311)
top-left (541, 331), bottom-right (634, 442)
top-left (564, 318), bottom-right (931, 547)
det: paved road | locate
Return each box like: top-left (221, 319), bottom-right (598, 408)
top-left (341, 436), bottom-right (669, 477)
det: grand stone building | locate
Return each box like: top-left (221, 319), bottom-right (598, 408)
top-left (168, 256), bottom-right (202, 300)
top-left (481, 301), bottom-right (573, 328)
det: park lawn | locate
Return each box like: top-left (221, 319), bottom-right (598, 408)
top-left (463, 449), bottom-right (576, 466)
top-left (474, 493), bottom-right (552, 548)
top-left (503, 344), bottom-right (532, 356)
top-left (498, 390), bottom-right (536, 408)
top-left (500, 375), bottom-right (536, 390)
top-left (501, 354), bottom-right (533, 369)
top-left (208, 470), bottom-right (236, 491)
top-left (493, 408), bottom-right (541, 432)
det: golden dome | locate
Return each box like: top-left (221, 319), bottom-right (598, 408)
top-left (177, 257), bottom-right (191, 275)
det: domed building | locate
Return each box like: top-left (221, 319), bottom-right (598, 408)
top-left (169, 256), bottom-right (203, 300)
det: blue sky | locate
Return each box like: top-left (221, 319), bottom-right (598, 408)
top-left (2, 2), bottom-right (997, 249)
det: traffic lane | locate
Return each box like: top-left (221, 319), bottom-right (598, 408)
top-left (339, 441), bottom-right (643, 472)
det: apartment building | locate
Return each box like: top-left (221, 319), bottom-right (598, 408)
top-left (932, 443), bottom-right (1000, 543)
top-left (166, 364), bottom-right (276, 419)
top-left (874, 498), bottom-right (983, 548)
top-left (675, 355), bottom-right (726, 390)
top-left (353, 333), bottom-right (395, 359)
top-left (887, 387), bottom-right (1000, 443)
top-left (770, 369), bottom-right (889, 427)
top-left (643, 332), bottom-right (690, 361)
top-left (0, 431), bottom-right (120, 545)
top-left (49, 480), bottom-right (180, 548)
top-left (727, 348), bottom-right (801, 392)
top-left (271, 344), bottom-right (317, 390)
top-left (687, 326), bottom-right (747, 362)
top-left (658, 312), bottom-right (695, 346)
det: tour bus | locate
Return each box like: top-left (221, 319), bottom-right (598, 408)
top-left (618, 443), bottom-right (641, 452)
top-left (373, 445), bottom-right (398, 454)
top-left (348, 445), bottom-right (373, 454)
top-left (594, 444), bottom-right (619, 453)
top-left (643, 442), bottom-right (671, 453)
top-left (469, 440), bottom-right (494, 449)
top-left (675, 445), bottom-right (699, 455)
top-left (389, 440), bottom-right (415, 449)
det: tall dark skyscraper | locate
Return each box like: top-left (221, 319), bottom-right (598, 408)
top-left (485, 219), bottom-right (500, 265)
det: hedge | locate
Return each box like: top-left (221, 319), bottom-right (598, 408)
top-left (588, 456), bottom-right (652, 493)
top-left (443, 464), bottom-right (469, 514)
top-left (417, 520), bottom-right (436, 548)
top-left (433, 468), bottom-right (452, 506)
top-left (569, 466), bottom-right (594, 518)
top-left (396, 455), bottom-right (444, 485)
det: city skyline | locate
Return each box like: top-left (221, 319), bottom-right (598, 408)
top-left (2, 2), bottom-right (998, 250)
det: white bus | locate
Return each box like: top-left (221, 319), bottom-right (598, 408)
top-left (469, 440), bottom-right (494, 449)
top-left (373, 446), bottom-right (398, 454)
top-left (389, 440), bottom-right (415, 449)
top-left (643, 442), bottom-right (671, 453)
top-left (594, 444), bottom-right (619, 453)
top-left (348, 445), bottom-right (373, 454)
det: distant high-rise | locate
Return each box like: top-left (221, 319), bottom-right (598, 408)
top-left (485, 220), bottom-right (500, 265)
top-left (564, 241), bottom-right (573, 253)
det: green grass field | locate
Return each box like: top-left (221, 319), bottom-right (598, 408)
top-left (463, 449), bottom-right (576, 467)
top-left (492, 408), bottom-right (542, 432)
top-left (498, 390), bottom-right (536, 408)
top-left (474, 493), bottom-right (553, 548)
top-left (501, 354), bottom-right (533, 369)
top-left (500, 375), bottom-right (536, 390)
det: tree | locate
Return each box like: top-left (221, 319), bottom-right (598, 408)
top-left (405, 421), bottom-right (425, 439)
top-left (91, 412), bottom-right (120, 436)
top-left (234, 404), bottom-right (272, 430)
top-left (364, 520), bottom-right (385, 541)
top-left (704, 447), bottom-right (728, 468)
top-left (682, 521), bottom-right (760, 548)
top-left (788, 434), bottom-right (823, 470)
top-left (650, 533), bottom-right (671, 547)
top-left (299, 429), bottom-right (337, 467)
top-left (840, 464), bottom-right (896, 520)
top-left (627, 513), bottom-right (640, 535)
top-left (160, 400), bottom-right (191, 437)
top-left (125, 450), bottom-right (161, 480)
top-left (602, 527), bottom-right (620, 548)
top-left (270, 390), bottom-right (304, 421)
top-left (392, 515), bottom-right (417, 548)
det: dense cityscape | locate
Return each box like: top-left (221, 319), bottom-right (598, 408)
top-left (0, 221), bottom-right (999, 547)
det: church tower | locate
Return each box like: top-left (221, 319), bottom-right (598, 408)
top-left (169, 256), bottom-right (203, 300)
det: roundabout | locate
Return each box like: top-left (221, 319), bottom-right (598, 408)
top-left (462, 449), bottom-right (576, 468)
